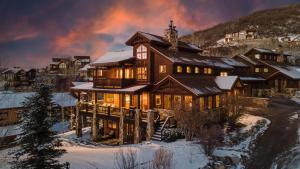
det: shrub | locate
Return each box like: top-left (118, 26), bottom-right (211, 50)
top-left (162, 128), bottom-right (185, 142)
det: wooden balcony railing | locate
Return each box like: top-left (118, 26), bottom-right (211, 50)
top-left (93, 77), bottom-right (136, 88)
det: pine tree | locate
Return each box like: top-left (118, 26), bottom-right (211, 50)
top-left (11, 84), bottom-right (66, 169)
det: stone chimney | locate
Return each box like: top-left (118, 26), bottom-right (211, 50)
top-left (164, 20), bottom-right (178, 52)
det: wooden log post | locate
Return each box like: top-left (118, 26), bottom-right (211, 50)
top-left (146, 110), bottom-right (154, 141)
top-left (119, 108), bottom-right (125, 145)
top-left (92, 104), bottom-right (100, 142)
top-left (61, 107), bottom-right (65, 123)
top-left (70, 107), bottom-right (76, 130)
top-left (134, 109), bottom-right (141, 144)
top-left (75, 103), bottom-right (82, 137)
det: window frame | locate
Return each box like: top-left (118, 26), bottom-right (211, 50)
top-left (159, 65), bottom-right (167, 74)
top-left (137, 67), bottom-right (147, 80)
top-left (136, 45), bottom-right (147, 60)
top-left (176, 65), bottom-right (182, 73)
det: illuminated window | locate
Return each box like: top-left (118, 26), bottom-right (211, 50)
top-left (216, 95), bottom-right (220, 108)
top-left (97, 69), bottom-right (103, 77)
top-left (108, 120), bottom-right (117, 129)
top-left (159, 65), bottom-right (167, 73)
top-left (204, 67), bottom-right (212, 74)
top-left (136, 45), bottom-right (147, 59)
top-left (164, 95), bottom-right (171, 109)
top-left (137, 67), bottom-right (147, 80)
top-left (255, 54), bottom-right (260, 59)
top-left (155, 95), bottom-right (162, 108)
top-left (186, 66), bottom-right (191, 73)
top-left (174, 95), bottom-right (182, 110)
top-left (255, 67), bottom-right (260, 73)
top-left (195, 67), bottom-right (200, 74)
top-left (125, 94), bottom-right (131, 109)
top-left (75, 60), bottom-right (81, 66)
top-left (177, 66), bottom-right (182, 73)
top-left (263, 68), bottom-right (269, 73)
top-left (208, 96), bottom-right (213, 109)
top-left (115, 69), bottom-right (123, 79)
top-left (125, 68), bottom-right (133, 79)
top-left (184, 96), bottom-right (193, 111)
top-left (59, 62), bottom-right (67, 69)
top-left (220, 72), bottom-right (228, 76)
top-left (199, 97), bottom-right (205, 112)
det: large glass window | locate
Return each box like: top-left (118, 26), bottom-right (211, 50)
top-left (159, 65), bottom-right (167, 73)
top-left (184, 96), bottom-right (193, 111)
top-left (199, 97), bottom-right (205, 112)
top-left (164, 95), bottom-right (172, 110)
top-left (115, 69), bottom-right (123, 79)
top-left (137, 67), bottom-right (147, 80)
top-left (177, 66), bottom-right (182, 73)
top-left (216, 95), bottom-right (220, 108)
top-left (136, 45), bottom-right (147, 59)
top-left (155, 95), bottom-right (162, 108)
top-left (208, 96), bottom-right (213, 109)
top-left (97, 69), bottom-right (103, 77)
top-left (174, 95), bottom-right (182, 110)
top-left (125, 68), bottom-right (134, 79)
top-left (204, 67), bottom-right (212, 74)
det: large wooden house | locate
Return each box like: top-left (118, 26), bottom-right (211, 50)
top-left (234, 48), bottom-right (300, 96)
top-left (2, 67), bottom-right (36, 90)
top-left (71, 21), bottom-right (244, 144)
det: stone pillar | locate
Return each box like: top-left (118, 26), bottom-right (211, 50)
top-left (134, 109), bottom-right (141, 144)
top-left (76, 104), bottom-right (82, 137)
top-left (146, 110), bottom-right (154, 141)
top-left (119, 108), bottom-right (125, 145)
top-left (92, 104), bottom-right (100, 142)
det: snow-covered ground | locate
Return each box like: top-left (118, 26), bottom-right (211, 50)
top-left (213, 114), bottom-right (271, 168)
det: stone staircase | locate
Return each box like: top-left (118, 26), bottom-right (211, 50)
top-left (151, 120), bottom-right (164, 141)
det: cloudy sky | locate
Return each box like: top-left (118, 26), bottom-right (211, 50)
top-left (0, 0), bottom-right (299, 68)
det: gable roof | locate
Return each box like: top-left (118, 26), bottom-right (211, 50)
top-left (220, 58), bottom-right (249, 68)
top-left (215, 76), bottom-right (239, 90)
top-left (235, 54), bottom-right (263, 66)
top-left (126, 31), bottom-right (202, 52)
top-left (259, 60), bottom-right (300, 80)
top-left (155, 75), bottom-right (222, 96)
top-left (91, 48), bottom-right (134, 66)
top-left (2, 68), bottom-right (23, 74)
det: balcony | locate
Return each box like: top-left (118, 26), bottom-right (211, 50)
top-left (93, 77), bottom-right (136, 88)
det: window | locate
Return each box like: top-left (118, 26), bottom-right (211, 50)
top-left (155, 95), bottom-right (162, 108)
top-left (199, 97), bottom-right (205, 112)
top-left (75, 60), bottom-right (81, 66)
top-left (115, 69), bottom-right (123, 79)
top-left (174, 95), bottom-right (182, 110)
top-left (159, 65), bottom-right (167, 73)
top-left (255, 67), bottom-right (260, 73)
top-left (108, 120), bottom-right (117, 129)
top-left (186, 66), bottom-right (191, 73)
top-left (164, 95), bottom-right (171, 110)
top-left (125, 68), bottom-right (134, 79)
top-left (195, 67), bottom-right (200, 74)
top-left (184, 96), bottom-right (193, 111)
top-left (0, 112), bottom-right (8, 120)
top-left (125, 94), bottom-right (131, 109)
top-left (97, 69), bottom-right (103, 77)
top-left (208, 96), bottom-right (213, 109)
top-left (263, 68), bottom-right (269, 73)
top-left (216, 95), bottom-right (220, 108)
top-left (136, 45), bottom-right (147, 59)
top-left (204, 67), bottom-right (212, 74)
top-left (137, 67), bottom-right (147, 80)
top-left (220, 72), bottom-right (228, 76)
top-left (177, 66), bottom-right (182, 73)
top-left (59, 62), bottom-right (67, 69)
top-left (255, 54), bottom-right (260, 59)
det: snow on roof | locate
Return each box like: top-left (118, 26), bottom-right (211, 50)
top-left (52, 93), bottom-right (77, 107)
top-left (0, 124), bottom-right (22, 137)
top-left (215, 76), bottom-right (238, 90)
top-left (71, 82), bottom-right (148, 93)
top-left (0, 92), bottom-right (77, 109)
top-left (92, 48), bottom-right (133, 65)
top-left (239, 76), bottom-right (266, 81)
top-left (271, 65), bottom-right (300, 79)
top-left (221, 58), bottom-right (248, 67)
top-left (2, 67), bottom-right (23, 74)
top-left (72, 81), bottom-right (89, 87)
top-left (139, 32), bottom-right (165, 43)
top-left (79, 64), bottom-right (94, 71)
top-left (253, 48), bottom-right (277, 54)
top-left (238, 55), bottom-right (259, 65)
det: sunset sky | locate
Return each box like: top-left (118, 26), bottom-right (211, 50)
top-left (0, 0), bottom-right (299, 68)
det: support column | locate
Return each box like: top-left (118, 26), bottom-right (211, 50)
top-left (61, 107), bottom-right (65, 123)
top-left (146, 110), bottom-right (154, 141)
top-left (76, 103), bottom-right (82, 137)
top-left (134, 109), bottom-right (141, 144)
top-left (82, 115), bottom-right (88, 127)
top-left (119, 108), bottom-right (125, 145)
top-left (70, 107), bottom-right (76, 130)
top-left (92, 104), bottom-right (100, 142)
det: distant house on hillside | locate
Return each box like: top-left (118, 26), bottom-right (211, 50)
top-left (224, 28), bottom-right (258, 43)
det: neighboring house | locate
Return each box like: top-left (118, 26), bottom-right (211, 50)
top-left (77, 63), bottom-right (94, 81)
top-left (70, 21), bottom-right (244, 144)
top-left (1, 67), bottom-right (36, 90)
top-left (49, 56), bottom-right (91, 75)
top-left (224, 28), bottom-right (257, 43)
top-left (234, 48), bottom-right (300, 96)
top-left (0, 92), bottom-right (77, 127)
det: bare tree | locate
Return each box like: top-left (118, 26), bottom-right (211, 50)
top-left (114, 148), bottom-right (139, 169)
top-left (152, 148), bottom-right (174, 169)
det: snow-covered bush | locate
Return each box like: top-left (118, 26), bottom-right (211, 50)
top-left (162, 128), bottom-right (185, 142)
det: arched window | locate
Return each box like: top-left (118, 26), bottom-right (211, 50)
top-left (136, 45), bottom-right (147, 59)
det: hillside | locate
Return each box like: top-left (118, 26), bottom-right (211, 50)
top-left (181, 4), bottom-right (300, 47)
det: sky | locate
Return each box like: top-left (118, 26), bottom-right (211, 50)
top-left (0, 0), bottom-right (299, 68)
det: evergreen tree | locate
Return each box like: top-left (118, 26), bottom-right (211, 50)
top-left (11, 84), bottom-right (66, 169)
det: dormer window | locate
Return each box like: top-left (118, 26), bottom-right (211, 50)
top-left (136, 45), bottom-right (147, 60)
top-left (255, 54), bottom-right (260, 59)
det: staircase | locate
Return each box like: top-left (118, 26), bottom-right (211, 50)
top-left (151, 120), bottom-right (164, 141)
